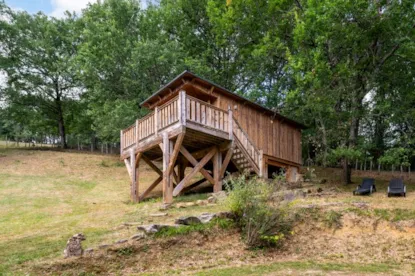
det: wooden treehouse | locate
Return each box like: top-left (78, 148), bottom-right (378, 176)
top-left (120, 71), bottom-right (305, 204)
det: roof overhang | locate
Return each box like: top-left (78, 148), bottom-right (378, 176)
top-left (140, 71), bottom-right (307, 129)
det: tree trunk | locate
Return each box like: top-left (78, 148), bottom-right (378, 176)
top-left (342, 158), bottom-right (352, 184)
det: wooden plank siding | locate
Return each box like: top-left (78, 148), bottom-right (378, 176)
top-left (214, 93), bottom-right (302, 165)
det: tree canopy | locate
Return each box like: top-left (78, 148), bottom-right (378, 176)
top-left (0, 0), bottom-right (414, 183)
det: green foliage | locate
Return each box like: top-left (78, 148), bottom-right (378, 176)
top-left (378, 148), bottom-right (413, 167)
top-left (225, 175), bottom-right (293, 248)
top-left (154, 218), bottom-right (235, 238)
top-left (323, 210), bottom-right (343, 229)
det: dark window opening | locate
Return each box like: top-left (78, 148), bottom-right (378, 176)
top-left (268, 164), bottom-right (285, 179)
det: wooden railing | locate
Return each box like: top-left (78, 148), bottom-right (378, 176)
top-left (137, 112), bottom-right (155, 141)
top-left (157, 95), bottom-right (179, 130)
top-left (233, 118), bottom-right (263, 176)
top-left (185, 95), bottom-right (229, 133)
top-left (121, 123), bottom-right (137, 151)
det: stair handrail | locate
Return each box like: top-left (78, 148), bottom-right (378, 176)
top-left (232, 116), bottom-right (263, 176)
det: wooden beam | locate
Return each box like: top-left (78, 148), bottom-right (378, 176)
top-left (179, 146), bottom-right (215, 185)
top-left (220, 144), bottom-right (234, 178)
top-left (130, 149), bottom-right (138, 203)
top-left (166, 133), bottom-right (185, 176)
top-left (182, 178), bottom-right (207, 193)
top-left (173, 147), bottom-right (217, 196)
top-left (162, 133), bottom-right (173, 204)
top-left (139, 176), bottom-right (162, 201)
top-left (142, 154), bottom-right (162, 176)
top-left (213, 147), bottom-right (222, 193)
top-left (135, 152), bottom-right (143, 168)
top-left (124, 158), bottom-right (132, 181)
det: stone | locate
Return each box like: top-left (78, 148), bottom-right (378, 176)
top-left (84, 248), bottom-right (94, 256)
top-left (216, 211), bottom-right (235, 220)
top-left (137, 224), bottom-right (178, 234)
top-left (130, 233), bottom-right (146, 241)
top-left (159, 203), bottom-right (172, 210)
top-left (320, 179), bottom-right (327, 184)
top-left (199, 213), bottom-right (217, 223)
top-left (284, 191), bottom-right (296, 202)
top-left (63, 233), bottom-right (85, 258)
top-left (149, 213), bottom-right (168, 217)
top-left (98, 244), bottom-right (110, 249)
top-left (116, 239), bottom-right (128, 244)
top-left (317, 187), bottom-right (323, 193)
top-left (196, 199), bottom-right (208, 206)
top-left (175, 216), bottom-right (202, 225)
top-left (207, 196), bottom-right (217, 204)
top-left (176, 202), bottom-right (197, 208)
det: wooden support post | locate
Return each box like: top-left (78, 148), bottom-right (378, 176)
top-left (174, 146), bottom-right (217, 196)
top-left (228, 106), bottom-right (233, 140)
top-left (124, 158), bottom-right (132, 181)
top-left (162, 133), bottom-right (173, 204)
top-left (130, 149), bottom-right (138, 203)
top-left (259, 149), bottom-right (264, 177)
top-left (213, 147), bottom-right (222, 193)
top-left (155, 106), bottom-right (159, 136)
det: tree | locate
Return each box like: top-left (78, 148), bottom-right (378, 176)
top-left (0, 5), bottom-right (81, 148)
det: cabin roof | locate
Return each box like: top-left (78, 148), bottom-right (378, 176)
top-left (140, 70), bottom-right (306, 129)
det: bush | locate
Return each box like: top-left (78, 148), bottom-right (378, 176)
top-left (225, 174), bottom-right (293, 248)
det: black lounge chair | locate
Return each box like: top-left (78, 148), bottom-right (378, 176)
top-left (353, 178), bottom-right (376, 195)
top-left (387, 178), bottom-right (406, 197)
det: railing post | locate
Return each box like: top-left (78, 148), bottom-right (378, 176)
top-left (154, 106), bottom-right (159, 136)
top-left (136, 119), bottom-right (139, 145)
top-left (179, 90), bottom-right (186, 126)
top-left (228, 106), bottom-right (233, 140)
top-left (259, 149), bottom-right (264, 177)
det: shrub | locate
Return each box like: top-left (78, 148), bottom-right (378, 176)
top-left (225, 174), bottom-right (293, 248)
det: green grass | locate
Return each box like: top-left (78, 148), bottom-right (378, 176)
top-left (154, 218), bottom-right (235, 238)
top-left (194, 261), bottom-right (399, 276)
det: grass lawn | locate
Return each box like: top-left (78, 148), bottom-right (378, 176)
top-left (0, 148), bottom-right (222, 275)
top-left (1, 147), bottom-right (415, 275)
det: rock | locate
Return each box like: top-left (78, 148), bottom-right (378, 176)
top-left (84, 248), bottom-right (94, 256)
top-left (317, 187), bottom-right (323, 193)
top-left (175, 216), bottom-right (201, 225)
top-left (159, 203), bottom-right (172, 210)
top-left (320, 179), bottom-right (327, 184)
top-left (176, 202), bottom-right (197, 208)
top-left (216, 211), bottom-right (235, 220)
top-left (199, 213), bottom-right (217, 223)
top-left (63, 233), bottom-right (86, 258)
top-left (207, 196), bottom-right (217, 204)
top-left (98, 244), bottom-right (110, 249)
top-left (196, 199), bottom-right (208, 206)
top-left (149, 212), bottom-right (168, 217)
top-left (116, 239), bottom-right (128, 244)
top-left (137, 224), bottom-right (178, 234)
top-left (130, 233), bottom-right (146, 241)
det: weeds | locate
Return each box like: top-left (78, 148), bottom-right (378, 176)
top-left (323, 210), bottom-right (343, 229)
top-left (225, 174), bottom-right (294, 248)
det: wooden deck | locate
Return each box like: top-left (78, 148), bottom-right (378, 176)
top-left (120, 91), bottom-right (264, 204)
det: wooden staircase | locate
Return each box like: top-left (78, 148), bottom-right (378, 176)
top-left (231, 118), bottom-right (263, 177)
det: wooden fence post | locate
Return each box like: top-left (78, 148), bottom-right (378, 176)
top-left (136, 119), bottom-right (139, 145)
top-left (259, 149), bottom-right (263, 177)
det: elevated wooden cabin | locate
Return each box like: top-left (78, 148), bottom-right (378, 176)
top-left (120, 71), bottom-right (305, 204)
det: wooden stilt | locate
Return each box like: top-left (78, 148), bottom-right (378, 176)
top-left (162, 133), bottom-right (173, 204)
top-left (130, 149), bottom-right (137, 202)
top-left (213, 147), bottom-right (222, 193)
top-left (182, 178), bottom-right (207, 193)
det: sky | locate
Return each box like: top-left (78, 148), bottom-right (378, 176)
top-left (4, 0), bottom-right (150, 17)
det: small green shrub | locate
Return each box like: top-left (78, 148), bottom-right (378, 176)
top-left (225, 174), bottom-right (294, 248)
